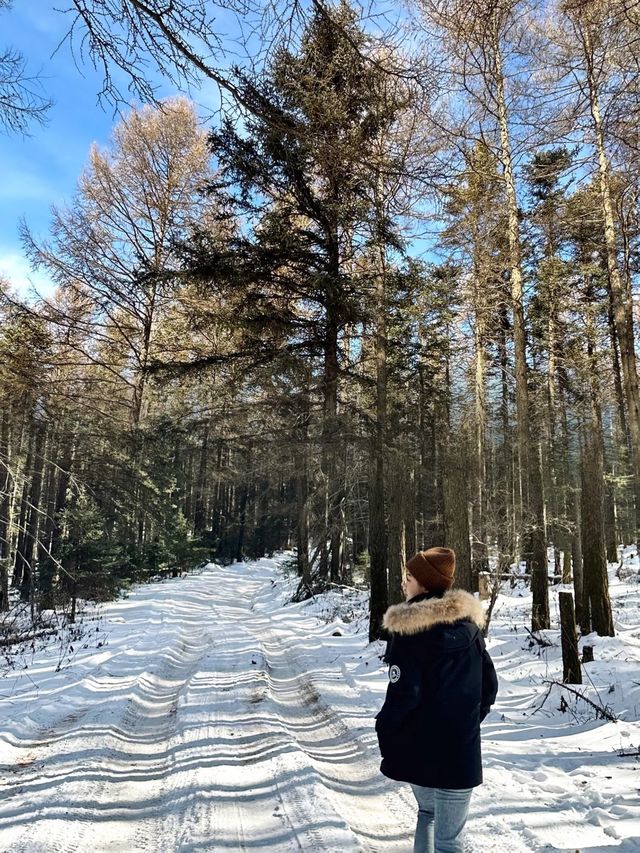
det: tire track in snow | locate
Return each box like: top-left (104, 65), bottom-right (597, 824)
top-left (129, 567), bottom-right (423, 852)
top-left (243, 583), bottom-right (536, 853)
top-left (168, 589), bottom-right (364, 852)
top-left (4, 582), bottom-right (216, 853)
top-left (252, 616), bottom-right (414, 852)
top-left (10, 638), bottom-right (208, 852)
top-left (2, 562), bottom-right (537, 851)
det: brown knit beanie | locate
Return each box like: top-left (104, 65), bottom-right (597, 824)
top-left (405, 547), bottom-right (456, 593)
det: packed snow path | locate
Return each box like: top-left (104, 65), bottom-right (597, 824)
top-left (1, 558), bottom-right (639, 851)
top-left (1, 562), bottom-right (417, 852)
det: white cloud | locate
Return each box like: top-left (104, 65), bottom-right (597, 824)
top-left (0, 251), bottom-right (55, 298)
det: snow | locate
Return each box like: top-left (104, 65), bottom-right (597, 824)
top-left (0, 554), bottom-right (639, 851)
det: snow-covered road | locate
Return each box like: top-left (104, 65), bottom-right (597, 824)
top-left (1, 561), bottom-right (418, 852)
top-left (1, 558), bottom-right (639, 851)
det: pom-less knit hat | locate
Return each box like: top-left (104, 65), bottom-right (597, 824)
top-left (406, 547), bottom-right (456, 593)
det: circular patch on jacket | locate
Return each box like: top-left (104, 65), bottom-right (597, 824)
top-left (389, 665), bottom-right (401, 683)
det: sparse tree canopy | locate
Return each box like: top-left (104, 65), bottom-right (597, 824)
top-left (0, 0), bottom-right (52, 134)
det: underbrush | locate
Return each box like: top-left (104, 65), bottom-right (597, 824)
top-left (0, 593), bottom-right (109, 676)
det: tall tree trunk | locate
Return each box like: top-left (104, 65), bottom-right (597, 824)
top-left (580, 291), bottom-right (615, 637)
top-left (547, 284), bottom-right (562, 569)
top-left (607, 301), bottom-right (629, 446)
top-left (322, 305), bottom-right (342, 584)
top-left (559, 591), bottom-right (582, 685)
top-left (131, 283), bottom-right (157, 429)
top-left (580, 430), bottom-right (614, 636)
top-left (558, 381), bottom-right (574, 584)
top-left (572, 460), bottom-right (584, 629)
top-left (47, 432), bottom-right (74, 601)
top-left (581, 24), bottom-right (640, 545)
top-left (603, 462), bottom-right (618, 563)
top-left (19, 423), bottom-right (47, 605)
top-left (443, 439), bottom-right (473, 592)
top-left (255, 482), bottom-right (269, 560)
top-left (369, 234), bottom-right (389, 640)
top-left (404, 466), bottom-right (417, 559)
top-left (295, 389), bottom-right (311, 586)
top-left (37, 426), bottom-right (60, 610)
top-left (473, 270), bottom-right (489, 575)
top-left (12, 426), bottom-right (35, 591)
top-left (417, 360), bottom-right (427, 546)
top-left (235, 481), bottom-right (249, 564)
top-left (387, 452), bottom-right (405, 606)
top-left (183, 445), bottom-right (194, 528)
top-left (211, 438), bottom-right (224, 545)
top-left (194, 424), bottom-right (209, 532)
top-left (0, 407), bottom-right (11, 611)
top-left (494, 31), bottom-right (548, 629)
top-left (529, 445), bottom-right (549, 628)
top-left (441, 345), bottom-right (472, 590)
top-left (497, 304), bottom-right (515, 573)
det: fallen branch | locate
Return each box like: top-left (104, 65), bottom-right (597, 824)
top-left (525, 626), bottom-right (554, 647)
top-left (542, 679), bottom-right (617, 722)
top-left (325, 581), bottom-right (363, 594)
top-left (0, 628), bottom-right (58, 649)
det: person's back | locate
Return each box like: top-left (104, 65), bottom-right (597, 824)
top-left (375, 548), bottom-right (498, 853)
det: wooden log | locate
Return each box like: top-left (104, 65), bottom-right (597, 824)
top-left (559, 591), bottom-right (582, 684)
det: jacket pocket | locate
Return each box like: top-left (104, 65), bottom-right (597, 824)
top-left (375, 704), bottom-right (420, 758)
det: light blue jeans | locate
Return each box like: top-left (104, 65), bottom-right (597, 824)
top-left (410, 784), bottom-right (473, 853)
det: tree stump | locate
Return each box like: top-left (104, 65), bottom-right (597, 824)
top-left (582, 645), bottom-right (594, 664)
top-left (559, 591), bottom-right (582, 684)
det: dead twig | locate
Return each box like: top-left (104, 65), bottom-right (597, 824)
top-left (482, 577), bottom-right (501, 637)
top-left (542, 679), bottom-right (618, 722)
top-left (525, 626), bottom-right (554, 647)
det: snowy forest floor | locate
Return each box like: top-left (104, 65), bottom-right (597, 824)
top-left (0, 556), bottom-right (639, 852)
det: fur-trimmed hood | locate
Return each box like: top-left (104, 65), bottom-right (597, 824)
top-left (383, 589), bottom-right (486, 635)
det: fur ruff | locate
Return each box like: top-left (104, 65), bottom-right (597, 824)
top-left (383, 589), bottom-right (486, 635)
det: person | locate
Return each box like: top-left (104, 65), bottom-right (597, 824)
top-left (375, 547), bottom-right (498, 853)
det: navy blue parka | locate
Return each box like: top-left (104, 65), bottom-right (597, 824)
top-left (375, 589), bottom-right (498, 790)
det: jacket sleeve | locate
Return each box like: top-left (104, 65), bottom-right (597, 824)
top-left (479, 638), bottom-right (498, 722)
top-left (382, 637), bottom-right (392, 665)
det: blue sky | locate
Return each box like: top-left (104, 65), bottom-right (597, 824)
top-left (0, 2), bottom-right (223, 297)
top-left (0, 1), bottom-right (430, 299)
top-left (1, 4), bottom-right (112, 294)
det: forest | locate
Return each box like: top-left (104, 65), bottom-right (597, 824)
top-left (1, 0), bottom-right (638, 643)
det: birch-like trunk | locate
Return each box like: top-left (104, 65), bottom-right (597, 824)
top-left (497, 304), bottom-right (515, 573)
top-left (473, 269), bottom-right (489, 576)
